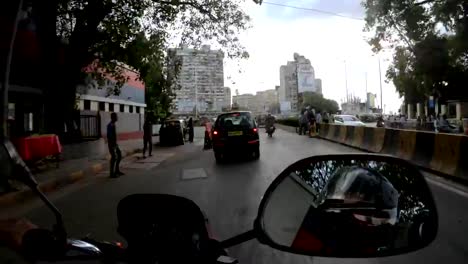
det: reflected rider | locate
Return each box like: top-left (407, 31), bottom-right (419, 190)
top-left (291, 166), bottom-right (399, 256)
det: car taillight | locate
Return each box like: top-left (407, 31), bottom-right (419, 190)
top-left (253, 128), bottom-right (258, 133)
top-left (213, 130), bottom-right (218, 135)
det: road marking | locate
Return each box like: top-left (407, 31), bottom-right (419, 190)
top-left (181, 168), bottom-right (208, 180)
top-left (425, 177), bottom-right (468, 199)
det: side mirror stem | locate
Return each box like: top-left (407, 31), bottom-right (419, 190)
top-left (32, 186), bottom-right (67, 243)
top-left (220, 230), bottom-right (256, 248)
top-left (3, 139), bottom-right (67, 245)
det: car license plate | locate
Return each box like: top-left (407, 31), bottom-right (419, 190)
top-left (228, 131), bottom-right (243, 136)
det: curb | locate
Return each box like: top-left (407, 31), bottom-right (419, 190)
top-left (0, 147), bottom-right (144, 208)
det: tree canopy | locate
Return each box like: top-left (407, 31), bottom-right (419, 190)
top-left (300, 92), bottom-right (340, 114)
top-left (363, 0), bottom-right (468, 104)
top-left (29, 0), bottom-right (262, 131)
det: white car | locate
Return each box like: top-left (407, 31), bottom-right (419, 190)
top-left (333, 115), bottom-right (366, 126)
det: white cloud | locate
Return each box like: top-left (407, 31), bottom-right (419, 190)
top-left (224, 0), bottom-right (403, 114)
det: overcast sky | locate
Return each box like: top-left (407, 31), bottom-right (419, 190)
top-left (223, 0), bottom-right (402, 114)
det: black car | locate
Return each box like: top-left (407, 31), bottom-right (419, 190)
top-left (212, 111), bottom-right (260, 162)
top-left (159, 119), bottom-right (184, 146)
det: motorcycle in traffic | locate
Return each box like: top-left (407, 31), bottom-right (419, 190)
top-left (266, 125), bottom-right (275, 137)
top-left (0, 139), bottom-right (439, 263)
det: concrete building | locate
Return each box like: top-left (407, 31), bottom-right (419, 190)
top-left (224, 87), bottom-right (232, 110)
top-left (233, 93), bottom-right (255, 110)
top-left (76, 65), bottom-right (146, 139)
top-left (169, 45), bottom-right (228, 114)
top-left (232, 89), bottom-right (278, 114)
top-left (278, 53), bottom-right (322, 113)
top-left (367, 92), bottom-right (377, 109)
top-left (279, 62), bottom-right (298, 113)
top-left (315, 79), bottom-right (322, 94)
top-left (255, 89), bottom-right (278, 113)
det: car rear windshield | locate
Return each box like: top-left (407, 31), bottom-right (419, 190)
top-left (217, 113), bottom-right (254, 128)
top-left (342, 116), bottom-right (359, 121)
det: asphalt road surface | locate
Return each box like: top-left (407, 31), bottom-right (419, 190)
top-left (3, 128), bottom-right (468, 264)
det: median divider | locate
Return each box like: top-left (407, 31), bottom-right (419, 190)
top-left (345, 125), bottom-right (355, 143)
top-left (394, 130), bottom-right (417, 160)
top-left (337, 125), bottom-right (347, 143)
top-left (413, 131), bottom-right (435, 168)
top-left (362, 127), bottom-right (386, 153)
top-left (430, 133), bottom-right (462, 177)
top-left (350, 126), bottom-right (364, 148)
top-left (317, 123), bottom-right (468, 182)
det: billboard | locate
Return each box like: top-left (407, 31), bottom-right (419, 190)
top-left (297, 63), bottom-right (315, 93)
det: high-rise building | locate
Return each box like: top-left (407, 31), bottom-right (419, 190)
top-left (224, 87), bottom-right (231, 110)
top-left (279, 62), bottom-right (298, 112)
top-left (168, 45), bottom-right (228, 114)
top-left (315, 79), bottom-right (322, 94)
top-left (278, 53), bottom-right (322, 113)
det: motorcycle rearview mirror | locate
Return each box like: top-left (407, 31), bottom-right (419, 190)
top-left (251, 154), bottom-right (438, 258)
top-left (1, 139), bottom-right (67, 242)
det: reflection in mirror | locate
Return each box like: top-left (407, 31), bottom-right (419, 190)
top-left (260, 156), bottom-right (437, 257)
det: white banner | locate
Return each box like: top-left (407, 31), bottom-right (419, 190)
top-left (297, 63), bottom-right (315, 93)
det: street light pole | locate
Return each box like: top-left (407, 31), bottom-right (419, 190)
top-left (365, 72), bottom-right (368, 113)
top-left (1, 0), bottom-right (23, 139)
top-left (344, 60), bottom-right (348, 102)
top-left (378, 58), bottom-right (383, 114)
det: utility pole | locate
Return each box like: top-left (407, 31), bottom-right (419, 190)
top-left (365, 72), bottom-right (368, 113)
top-left (1, 0), bottom-right (23, 139)
top-left (344, 60), bottom-right (348, 102)
top-left (193, 67), bottom-right (198, 118)
top-left (378, 58), bottom-right (383, 114)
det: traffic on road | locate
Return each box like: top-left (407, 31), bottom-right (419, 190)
top-left (1, 127), bottom-right (467, 264)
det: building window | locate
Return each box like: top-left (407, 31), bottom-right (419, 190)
top-left (84, 100), bottom-right (91, 110)
top-left (129, 105), bottom-right (134, 113)
top-left (120, 104), bottom-right (125, 112)
top-left (136, 106), bottom-right (140, 113)
top-left (99, 102), bottom-right (105, 111)
top-left (109, 103), bottom-right (114, 112)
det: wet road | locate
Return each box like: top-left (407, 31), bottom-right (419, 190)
top-left (4, 128), bottom-right (468, 264)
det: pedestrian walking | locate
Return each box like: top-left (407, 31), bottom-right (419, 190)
top-left (323, 112), bottom-right (329, 124)
top-left (142, 115), bottom-right (152, 158)
top-left (204, 119), bottom-right (213, 150)
top-left (107, 112), bottom-right (123, 178)
top-left (188, 117), bottom-right (194, 143)
top-left (299, 109), bottom-right (308, 135)
top-left (315, 111), bottom-right (322, 133)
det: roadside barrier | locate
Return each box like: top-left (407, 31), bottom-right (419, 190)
top-left (430, 133), bottom-right (462, 177)
top-left (350, 126), bottom-right (364, 148)
top-left (362, 127), bottom-right (386, 153)
top-left (317, 123), bottom-right (467, 181)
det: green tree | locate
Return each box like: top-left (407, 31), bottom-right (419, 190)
top-left (28, 0), bottom-right (263, 134)
top-left (301, 92), bottom-right (339, 114)
top-left (363, 0), bottom-right (468, 104)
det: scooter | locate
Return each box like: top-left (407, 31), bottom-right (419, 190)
top-left (266, 125), bottom-right (275, 137)
top-left (1, 139), bottom-right (439, 263)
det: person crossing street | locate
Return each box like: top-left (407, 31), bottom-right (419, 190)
top-left (107, 112), bottom-right (124, 178)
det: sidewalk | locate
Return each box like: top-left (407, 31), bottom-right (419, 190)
top-left (0, 136), bottom-right (158, 208)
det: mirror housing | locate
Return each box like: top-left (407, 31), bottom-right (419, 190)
top-left (254, 154), bottom-right (438, 258)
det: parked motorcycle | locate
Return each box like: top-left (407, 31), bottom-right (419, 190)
top-left (1, 139), bottom-right (438, 263)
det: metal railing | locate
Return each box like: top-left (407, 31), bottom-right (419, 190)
top-left (80, 114), bottom-right (100, 139)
